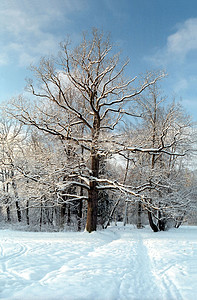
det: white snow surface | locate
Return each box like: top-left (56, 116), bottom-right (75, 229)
top-left (0, 225), bottom-right (196, 300)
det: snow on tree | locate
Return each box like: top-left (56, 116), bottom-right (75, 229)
top-left (5, 28), bottom-right (196, 232)
top-left (8, 29), bottom-right (166, 232)
top-left (118, 82), bottom-right (194, 230)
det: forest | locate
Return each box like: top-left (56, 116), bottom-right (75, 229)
top-left (0, 29), bottom-right (196, 233)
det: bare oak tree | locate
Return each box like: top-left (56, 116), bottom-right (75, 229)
top-left (8, 29), bottom-right (165, 232)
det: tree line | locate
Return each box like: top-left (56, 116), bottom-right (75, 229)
top-left (0, 29), bottom-right (196, 232)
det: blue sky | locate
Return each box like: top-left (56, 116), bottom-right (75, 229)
top-left (1, 0), bottom-right (197, 121)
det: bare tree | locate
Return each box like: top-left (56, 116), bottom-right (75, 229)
top-left (8, 29), bottom-right (166, 232)
top-left (0, 117), bottom-right (25, 223)
top-left (122, 83), bottom-right (193, 230)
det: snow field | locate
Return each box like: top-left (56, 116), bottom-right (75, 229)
top-left (0, 226), bottom-right (196, 300)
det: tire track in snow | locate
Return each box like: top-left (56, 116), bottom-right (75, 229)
top-left (0, 243), bottom-right (27, 263)
top-left (38, 229), bottom-right (162, 300)
top-left (160, 273), bottom-right (183, 300)
top-left (0, 241), bottom-right (29, 298)
top-left (144, 238), bottom-right (184, 300)
top-left (38, 229), bottom-right (182, 300)
top-left (0, 243), bottom-right (6, 272)
top-left (0, 241), bottom-right (28, 275)
top-left (39, 231), bottom-right (121, 286)
top-left (118, 230), bottom-right (161, 300)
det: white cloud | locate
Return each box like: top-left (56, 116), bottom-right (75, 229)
top-left (0, 53), bottom-right (8, 66)
top-left (180, 97), bottom-right (197, 114)
top-left (167, 18), bottom-right (197, 58)
top-left (144, 18), bottom-right (197, 122)
top-left (173, 78), bottom-right (189, 93)
top-left (0, 10), bottom-right (37, 36)
top-left (0, 0), bottom-right (87, 67)
top-left (148, 18), bottom-right (197, 67)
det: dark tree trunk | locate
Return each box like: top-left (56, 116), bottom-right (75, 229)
top-left (175, 217), bottom-right (183, 228)
top-left (158, 219), bottom-right (166, 231)
top-left (60, 203), bottom-right (66, 228)
top-left (26, 200), bottom-right (29, 225)
top-left (7, 206), bottom-right (11, 222)
top-left (175, 221), bottom-right (182, 229)
top-left (40, 200), bottom-right (43, 230)
top-left (137, 201), bottom-right (143, 229)
top-left (15, 201), bottom-right (22, 222)
top-left (158, 211), bottom-right (166, 231)
top-left (86, 180), bottom-right (98, 232)
top-left (148, 211), bottom-right (159, 232)
top-left (51, 206), bottom-right (54, 226)
top-left (86, 153), bottom-right (99, 232)
top-left (67, 204), bottom-right (71, 225)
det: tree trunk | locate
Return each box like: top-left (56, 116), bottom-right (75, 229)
top-left (15, 201), bottom-right (22, 222)
top-left (26, 200), bottom-right (29, 225)
top-left (158, 219), bottom-right (166, 231)
top-left (78, 141), bottom-right (84, 232)
top-left (123, 202), bottom-right (128, 226)
top-left (7, 206), bottom-right (11, 222)
top-left (148, 211), bottom-right (158, 232)
top-left (40, 200), bottom-right (43, 230)
top-left (137, 201), bottom-right (143, 229)
top-left (86, 153), bottom-right (99, 232)
top-left (158, 210), bottom-right (166, 231)
top-left (104, 198), bottom-right (120, 229)
top-left (77, 186), bottom-right (83, 231)
top-left (77, 199), bottom-right (83, 231)
top-left (11, 170), bottom-right (22, 222)
top-left (60, 203), bottom-right (66, 228)
top-left (175, 215), bottom-right (184, 228)
top-left (86, 180), bottom-right (98, 232)
top-left (51, 206), bottom-right (54, 226)
top-left (67, 204), bottom-right (71, 225)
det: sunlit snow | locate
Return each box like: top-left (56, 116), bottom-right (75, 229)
top-left (0, 225), bottom-right (196, 300)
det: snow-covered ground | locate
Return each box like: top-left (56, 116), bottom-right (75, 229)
top-left (0, 225), bottom-right (196, 300)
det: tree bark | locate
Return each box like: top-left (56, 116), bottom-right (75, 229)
top-left (148, 211), bottom-right (158, 232)
top-left (158, 210), bottom-right (166, 231)
top-left (40, 199), bottom-right (43, 230)
top-left (67, 204), bottom-right (71, 225)
top-left (15, 201), bottom-right (22, 222)
top-left (123, 202), bottom-right (128, 226)
top-left (86, 184), bottom-right (98, 232)
top-left (7, 206), bottom-right (11, 222)
top-left (137, 201), bottom-right (143, 229)
top-left (77, 185), bottom-right (83, 231)
top-left (60, 203), bottom-right (66, 228)
top-left (26, 200), bottom-right (29, 225)
top-left (86, 153), bottom-right (99, 232)
top-left (11, 170), bottom-right (22, 222)
top-left (104, 198), bottom-right (120, 229)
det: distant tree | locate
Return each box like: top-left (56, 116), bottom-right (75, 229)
top-left (122, 83), bottom-right (193, 231)
top-left (0, 117), bottom-right (24, 223)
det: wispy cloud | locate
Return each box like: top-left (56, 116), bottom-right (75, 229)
top-left (0, 0), bottom-right (87, 66)
top-left (173, 78), bottom-right (189, 94)
top-left (144, 18), bottom-right (197, 121)
top-left (147, 18), bottom-right (197, 66)
top-left (167, 18), bottom-right (197, 58)
top-left (0, 53), bottom-right (8, 66)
